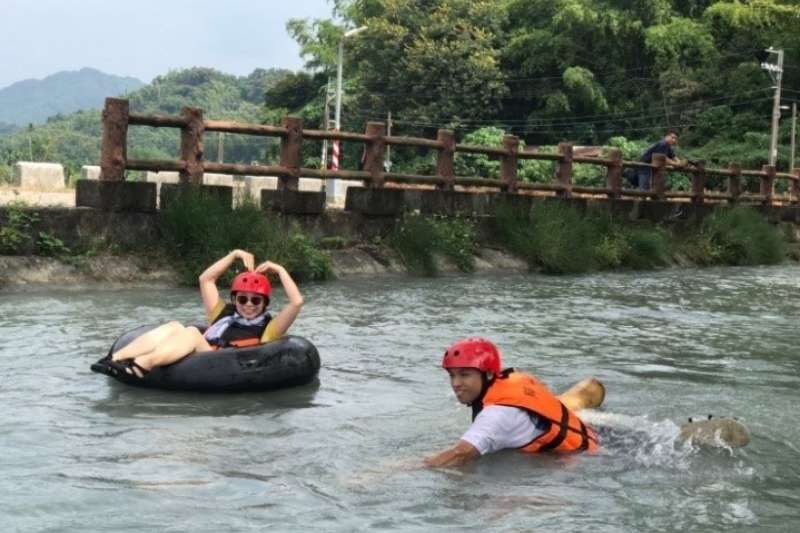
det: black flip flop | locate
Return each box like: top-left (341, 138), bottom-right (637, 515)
top-left (107, 359), bottom-right (150, 379)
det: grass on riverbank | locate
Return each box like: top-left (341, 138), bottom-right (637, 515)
top-left (159, 190), bottom-right (333, 285)
top-left (492, 200), bottom-right (671, 274)
top-left (386, 202), bottom-right (783, 277)
top-left (681, 206), bottom-right (786, 266)
top-left (491, 201), bottom-right (785, 274)
top-left (389, 212), bottom-right (478, 276)
top-left (0, 200), bottom-right (71, 256)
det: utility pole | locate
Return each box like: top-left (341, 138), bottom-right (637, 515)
top-left (328, 26), bottom-right (367, 205)
top-left (27, 123), bottom-right (33, 160)
top-left (332, 26), bottom-right (366, 172)
top-left (385, 111), bottom-right (393, 171)
top-left (791, 102), bottom-right (797, 170)
top-left (321, 79), bottom-right (335, 169)
top-left (761, 48), bottom-right (784, 167)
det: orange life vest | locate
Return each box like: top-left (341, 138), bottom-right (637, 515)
top-left (208, 332), bottom-right (264, 351)
top-left (226, 337), bottom-right (262, 348)
top-left (481, 370), bottom-right (599, 454)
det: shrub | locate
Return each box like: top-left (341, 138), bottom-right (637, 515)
top-left (492, 201), bottom-right (595, 273)
top-left (390, 212), bottom-right (438, 276)
top-left (36, 231), bottom-right (70, 256)
top-left (492, 203), bottom-right (536, 267)
top-left (432, 215), bottom-right (478, 273)
top-left (493, 200), bottom-right (672, 274)
top-left (621, 226), bottom-right (671, 269)
top-left (389, 212), bottom-right (478, 276)
top-left (528, 202), bottom-right (600, 274)
top-left (159, 190), bottom-right (333, 284)
top-left (594, 233), bottom-right (629, 269)
top-left (683, 206), bottom-right (785, 266)
top-left (0, 200), bottom-right (37, 254)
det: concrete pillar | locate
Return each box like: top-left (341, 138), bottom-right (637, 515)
top-left (81, 165), bottom-right (101, 180)
top-left (12, 162), bottom-right (66, 190)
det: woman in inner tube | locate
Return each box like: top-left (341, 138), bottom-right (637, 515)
top-left (109, 249), bottom-right (303, 378)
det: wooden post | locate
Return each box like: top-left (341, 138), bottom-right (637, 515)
top-left (364, 122), bottom-right (386, 188)
top-left (501, 134), bottom-right (519, 193)
top-left (179, 106), bottom-right (204, 184)
top-left (556, 142), bottom-right (573, 197)
top-left (651, 153), bottom-right (667, 200)
top-left (761, 165), bottom-right (775, 205)
top-left (793, 168), bottom-right (800, 205)
top-left (436, 129), bottom-right (455, 191)
top-left (279, 116), bottom-right (303, 191)
top-left (606, 148), bottom-right (622, 199)
top-left (728, 162), bottom-right (741, 204)
top-left (100, 97), bottom-right (129, 181)
top-left (690, 159), bottom-right (706, 205)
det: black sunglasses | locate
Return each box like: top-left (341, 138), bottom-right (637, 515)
top-left (235, 295), bottom-right (264, 306)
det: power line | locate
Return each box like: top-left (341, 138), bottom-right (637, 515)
top-left (348, 98), bottom-right (772, 136)
top-left (342, 92), bottom-right (773, 129)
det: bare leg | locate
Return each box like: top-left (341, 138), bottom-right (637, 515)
top-left (557, 377), bottom-right (605, 412)
top-left (112, 321), bottom-right (184, 361)
top-left (132, 326), bottom-right (213, 372)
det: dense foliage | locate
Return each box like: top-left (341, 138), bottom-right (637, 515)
top-left (682, 205), bottom-right (786, 265)
top-left (289, 0), bottom-right (800, 172)
top-left (491, 200), bottom-right (672, 273)
top-left (1, 0), bottom-right (798, 186)
top-left (0, 201), bottom-right (69, 256)
top-left (159, 190), bottom-right (333, 285)
top-left (491, 201), bottom-right (782, 274)
top-left (389, 212), bottom-right (478, 275)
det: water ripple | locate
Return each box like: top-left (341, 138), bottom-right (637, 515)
top-left (2, 266), bottom-right (800, 530)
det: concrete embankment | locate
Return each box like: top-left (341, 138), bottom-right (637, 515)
top-left (0, 247), bottom-right (528, 290)
top-left (3, 198), bottom-right (800, 289)
top-left (0, 205), bottom-right (530, 289)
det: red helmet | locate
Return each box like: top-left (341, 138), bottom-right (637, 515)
top-left (230, 271), bottom-right (271, 297)
top-left (442, 337), bottom-right (501, 374)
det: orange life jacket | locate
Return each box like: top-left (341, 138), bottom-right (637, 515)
top-left (481, 369), bottom-right (599, 454)
top-left (208, 332), bottom-right (264, 350)
top-left (226, 337), bottom-right (261, 348)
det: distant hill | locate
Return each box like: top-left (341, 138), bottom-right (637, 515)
top-left (0, 68), bottom-right (144, 125)
top-left (0, 67), bottom-right (297, 182)
top-left (0, 122), bottom-right (20, 137)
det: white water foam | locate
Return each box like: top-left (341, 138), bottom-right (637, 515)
top-left (580, 410), bottom-right (699, 469)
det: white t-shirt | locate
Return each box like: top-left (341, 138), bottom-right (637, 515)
top-left (461, 405), bottom-right (547, 455)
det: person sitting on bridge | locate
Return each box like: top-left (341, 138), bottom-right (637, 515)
top-left (636, 129), bottom-right (685, 190)
top-left (424, 337), bottom-right (603, 467)
top-left (109, 249), bottom-right (303, 377)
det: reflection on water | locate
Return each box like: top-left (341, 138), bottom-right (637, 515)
top-left (1, 266), bottom-right (799, 531)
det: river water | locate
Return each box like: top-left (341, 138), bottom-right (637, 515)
top-left (1, 266), bottom-right (799, 532)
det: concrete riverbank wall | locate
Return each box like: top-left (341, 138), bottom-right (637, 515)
top-left (4, 192), bottom-right (800, 253)
top-left (3, 191), bottom-right (800, 288)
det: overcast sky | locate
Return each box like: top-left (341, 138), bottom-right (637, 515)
top-left (0, 0), bottom-right (334, 89)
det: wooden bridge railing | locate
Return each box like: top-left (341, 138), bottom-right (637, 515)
top-left (100, 97), bottom-right (800, 205)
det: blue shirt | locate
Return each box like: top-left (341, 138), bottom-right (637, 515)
top-left (639, 140), bottom-right (676, 163)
